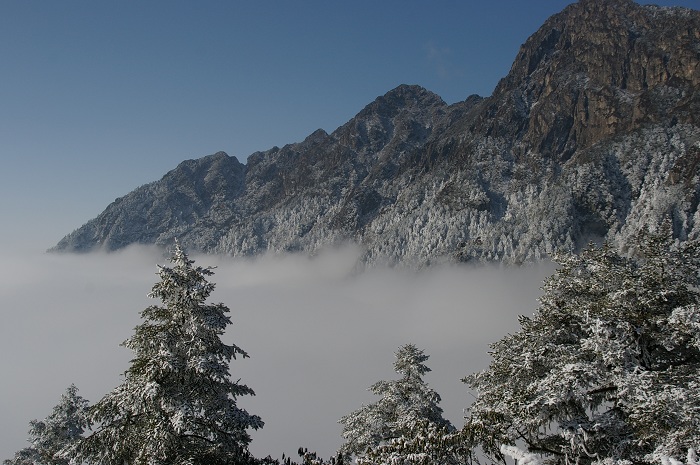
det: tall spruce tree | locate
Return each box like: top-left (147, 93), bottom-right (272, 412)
top-left (338, 344), bottom-right (454, 462)
top-left (4, 385), bottom-right (89, 465)
top-left (72, 244), bottom-right (262, 465)
top-left (464, 226), bottom-right (700, 465)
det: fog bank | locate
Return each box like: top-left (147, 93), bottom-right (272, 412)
top-left (0, 246), bottom-right (554, 460)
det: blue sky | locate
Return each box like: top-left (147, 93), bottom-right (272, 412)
top-left (1, 0), bottom-right (697, 251)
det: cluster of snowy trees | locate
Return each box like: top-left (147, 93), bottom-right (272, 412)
top-left (464, 228), bottom-right (700, 464)
top-left (6, 225), bottom-right (699, 465)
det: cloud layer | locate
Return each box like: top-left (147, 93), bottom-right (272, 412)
top-left (0, 246), bottom-right (554, 460)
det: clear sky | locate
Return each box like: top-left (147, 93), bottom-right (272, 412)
top-left (2, 0), bottom-right (697, 252)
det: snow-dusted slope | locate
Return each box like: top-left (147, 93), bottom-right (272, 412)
top-left (53, 0), bottom-right (700, 266)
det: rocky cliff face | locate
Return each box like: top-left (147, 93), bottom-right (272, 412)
top-left (53, 0), bottom-right (700, 266)
top-left (490, 0), bottom-right (699, 159)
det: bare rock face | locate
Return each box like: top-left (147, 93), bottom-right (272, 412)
top-left (53, 0), bottom-right (700, 267)
top-left (471, 0), bottom-right (700, 162)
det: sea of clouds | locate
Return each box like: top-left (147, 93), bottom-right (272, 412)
top-left (0, 245), bottom-right (554, 460)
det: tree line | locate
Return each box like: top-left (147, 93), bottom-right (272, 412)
top-left (5, 225), bottom-right (700, 465)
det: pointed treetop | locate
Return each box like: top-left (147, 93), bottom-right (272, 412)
top-left (148, 241), bottom-right (218, 306)
top-left (169, 239), bottom-right (202, 271)
top-left (394, 344), bottom-right (431, 379)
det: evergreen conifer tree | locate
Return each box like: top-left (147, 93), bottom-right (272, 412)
top-left (338, 344), bottom-right (453, 462)
top-left (4, 384), bottom-right (89, 465)
top-left (72, 244), bottom-right (262, 465)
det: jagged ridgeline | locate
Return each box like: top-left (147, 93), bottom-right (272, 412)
top-left (52, 0), bottom-right (700, 266)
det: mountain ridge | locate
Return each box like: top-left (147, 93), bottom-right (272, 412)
top-left (53, 0), bottom-right (700, 267)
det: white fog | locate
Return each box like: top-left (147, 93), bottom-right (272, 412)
top-left (0, 245), bottom-right (554, 460)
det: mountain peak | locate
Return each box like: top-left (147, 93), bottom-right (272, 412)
top-left (500, 0), bottom-right (699, 91)
top-left (383, 84), bottom-right (441, 101)
top-left (483, 0), bottom-right (700, 159)
top-left (576, 0), bottom-right (634, 9)
top-left (358, 85), bottom-right (446, 118)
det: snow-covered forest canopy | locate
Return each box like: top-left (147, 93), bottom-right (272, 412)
top-left (5, 225), bottom-right (700, 465)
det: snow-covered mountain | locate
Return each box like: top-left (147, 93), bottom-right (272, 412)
top-left (53, 0), bottom-right (700, 266)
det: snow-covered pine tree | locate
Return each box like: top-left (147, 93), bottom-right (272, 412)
top-left (4, 384), bottom-right (90, 465)
top-left (355, 419), bottom-right (470, 465)
top-left (71, 243), bottom-right (263, 465)
top-left (338, 344), bottom-right (454, 463)
top-left (463, 224), bottom-right (700, 465)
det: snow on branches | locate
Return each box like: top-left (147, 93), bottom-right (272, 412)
top-left (463, 225), bottom-right (700, 465)
top-left (3, 385), bottom-right (90, 465)
top-left (338, 344), bottom-right (454, 463)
